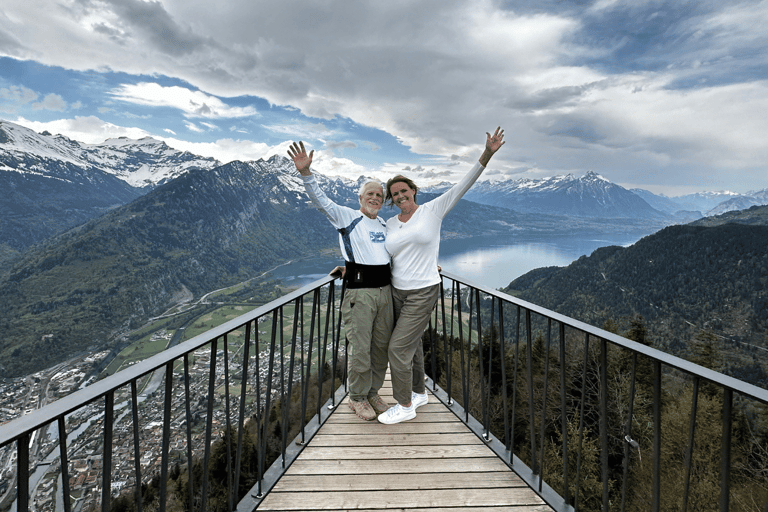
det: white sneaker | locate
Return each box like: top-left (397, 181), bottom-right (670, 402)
top-left (377, 403), bottom-right (416, 424)
top-left (412, 391), bottom-right (428, 409)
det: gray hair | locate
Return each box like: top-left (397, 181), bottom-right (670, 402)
top-left (358, 179), bottom-right (384, 196)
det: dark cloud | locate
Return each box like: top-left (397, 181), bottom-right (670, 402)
top-left (505, 83), bottom-right (596, 111)
top-left (102, 0), bottom-right (216, 57)
top-left (565, 1), bottom-right (767, 87)
top-left (327, 140), bottom-right (358, 150)
top-left (538, 115), bottom-right (607, 145)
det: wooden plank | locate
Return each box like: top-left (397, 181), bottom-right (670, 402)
top-left (272, 472), bottom-right (530, 491)
top-left (283, 457), bottom-right (514, 475)
top-left (315, 422), bottom-right (471, 435)
top-left (298, 444), bottom-right (498, 460)
top-left (307, 432), bottom-right (483, 446)
top-left (325, 411), bottom-right (461, 423)
top-left (258, 487), bottom-right (548, 510)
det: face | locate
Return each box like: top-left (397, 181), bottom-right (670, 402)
top-left (359, 183), bottom-right (384, 218)
top-left (389, 181), bottom-right (416, 212)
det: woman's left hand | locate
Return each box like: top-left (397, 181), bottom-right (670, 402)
top-left (486, 126), bottom-right (505, 154)
top-left (479, 126), bottom-right (505, 166)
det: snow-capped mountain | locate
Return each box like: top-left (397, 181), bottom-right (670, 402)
top-left (426, 171), bottom-right (668, 219)
top-left (669, 190), bottom-right (743, 214)
top-left (0, 119), bottom-right (222, 255)
top-left (632, 187), bottom-right (767, 217)
top-left (706, 189), bottom-right (768, 216)
top-left (0, 120), bottom-right (221, 188)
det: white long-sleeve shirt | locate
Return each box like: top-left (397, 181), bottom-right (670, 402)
top-left (301, 174), bottom-right (390, 265)
top-left (385, 161), bottom-right (486, 290)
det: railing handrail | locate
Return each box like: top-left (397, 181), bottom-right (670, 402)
top-left (440, 269), bottom-right (768, 405)
top-left (0, 274), bottom-right (335, 448)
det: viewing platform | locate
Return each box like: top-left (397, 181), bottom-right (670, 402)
top-left (257, 375), bottom-right (552, 511)
top-left (2, 271), bottom-right (767, 511)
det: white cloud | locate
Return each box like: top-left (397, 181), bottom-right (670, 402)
top-left (184, 121), bottom-right (204, 133)
top-left (0, 85), bottom-right (38, 110)
top-left (32, 93), bottom-right (67, 111)
top-left (13, 115), bottom-right (152, 143)
top-left (109, 82), bottom-right (258, 119)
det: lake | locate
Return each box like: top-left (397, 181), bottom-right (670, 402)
top-left (262, 232), bottom-right (646, 290)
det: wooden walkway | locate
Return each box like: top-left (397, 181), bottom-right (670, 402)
top-left (257, 377), bottom-right (553, 511)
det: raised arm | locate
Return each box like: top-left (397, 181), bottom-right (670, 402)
top-left (288, 141), bottom-right (314, 176)
top-left (428, 126), bottom-right (505, 218)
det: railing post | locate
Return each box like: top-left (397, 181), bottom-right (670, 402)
top-left (159, 362), bottom-right (172, 512)
top-left (130, 379), bottom-right (144, 512)
top-left (102, 389), bottom-right (114, 512)
top-left (456, 283), bottom-right (468, 422)
top-left (475, 289), bottom-right (489, 440)
top-left (509, 305), bottom-right (521, 463)
top-left (558, 322), bottom-right (569, 506)
top-left (58, 416), bottom-right (73, 512)
top-left (600, 338), bottom-right (609, 512)
top-left (18, 432), bottom-right (29, 512)
top-left (498, 299), bottom-right (510, 452)
top-left (235, 321), bottom-right (253, 506)
top-left (440, 279), bottom-right (452, 402)
top-left (200, 337), bottom-right (218, 512)
top-left (720, 388), bottom-right (733, 512)
top-left (621, 353), bottom-right (638, 512)
top-left (525, 309), bottom-right (536, 475)
top-left (575, 332), bottom-right (590, 510)
top-left (653, 359), bottom-right (661, 512)
top-left (539, 319), bottom-right (552, 492)
top-left (682, 377), bottom-right (699, 512)
top-left (222, 333), bottom-right (234, 511)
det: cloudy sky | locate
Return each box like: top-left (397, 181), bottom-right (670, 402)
top-left (1, 0), bottom-right (767, 196)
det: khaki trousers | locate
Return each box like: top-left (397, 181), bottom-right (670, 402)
top-left (388, 284), bottom-right (439, 405)
top-left (340, 286), bottom-right (393, 401)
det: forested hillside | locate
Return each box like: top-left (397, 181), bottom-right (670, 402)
top-left (0, 160), bottom-right (336, 377)
top-left (504, 206), bottom-right (768, 387)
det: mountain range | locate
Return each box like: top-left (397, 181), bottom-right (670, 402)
top-left (1, 117), bottom-right (766, 378)
top-left (424, 172), bottom-right (766, 221)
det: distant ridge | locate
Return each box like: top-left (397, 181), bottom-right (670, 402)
top-left (503, 205), bottom-right (768, 386)
top-left (426, 171), bottom-right (669, 219)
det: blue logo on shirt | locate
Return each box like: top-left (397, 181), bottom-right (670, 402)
top-left (370, 231), bottom-right (386, 243)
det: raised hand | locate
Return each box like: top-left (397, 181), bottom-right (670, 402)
top-left (288, 141), bottom-right (314, 176)
top-left (486, 126), bottom-right (505, 154)
top-left (479, 126), bottom-right (505, 167)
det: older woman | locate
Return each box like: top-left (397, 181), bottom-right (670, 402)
top-left (378, 127), bottom-right (505, 424)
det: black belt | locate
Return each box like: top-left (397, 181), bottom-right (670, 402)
top-left (344, 261), bottom-right (391, 289)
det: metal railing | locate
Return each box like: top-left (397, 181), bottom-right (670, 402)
top-left (430, 270), bottom-right (768, 512)
top-left (0, 275), bottom-right (347, 512)
top-left (3, 270), bottom-right (768, 511)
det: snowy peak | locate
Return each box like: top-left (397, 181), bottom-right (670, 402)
top-left (0, 119), bottom-right (221, 188)
top-left (426, 171), bottom-right (668, 219)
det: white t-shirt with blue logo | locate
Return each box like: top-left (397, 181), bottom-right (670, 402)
top-left (302, 175), bottom-right (389, 265)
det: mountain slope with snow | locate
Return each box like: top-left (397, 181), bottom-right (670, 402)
top-left (427, 171), bottom-right (669, 219)
top-left (0, 120), bottom-right (222, 259)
